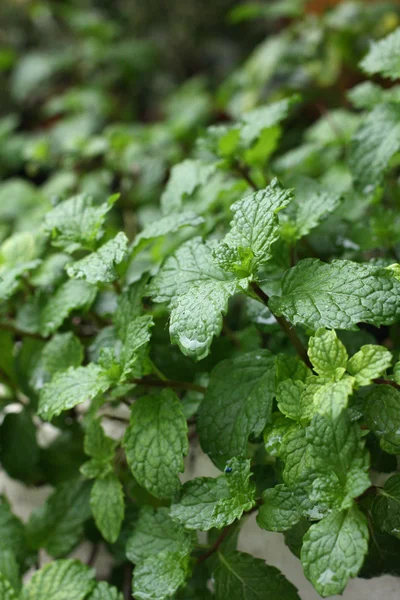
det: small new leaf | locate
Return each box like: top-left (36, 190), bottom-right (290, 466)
top-left (90, 474), bottom-right (124, 543)
top-left (347, 345), bottom-right (392, 386)
top-left (66, 232), bottom-right (128, 284)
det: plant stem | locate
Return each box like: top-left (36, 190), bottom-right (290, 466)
top-left (233, 161), bottom-right (258, 191)
top-left (132, 377), bottom-right (206, 394)
top-left (250, 281), bottom-right (312, 369)
top-left (123, 564), bottom-right (133, 600)
top-left (197, 524), bottom-right (234, 563)
top-left (373, 378), bottom-right (400, 391)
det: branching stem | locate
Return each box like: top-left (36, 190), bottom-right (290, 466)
top-left (250, 281), bottom-right (312, 369)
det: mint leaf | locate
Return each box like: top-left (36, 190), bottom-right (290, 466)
top-left (0, 497), bottom-right (26, 562)
top-left (126, 506), bottom-right (193, 563)
top-left (198, 350), bottom-right (275, 467)
top-left (26, 480), bottom-right (91, 557)
top-left (169, 279), bottom-right (239, 360)
top-left (31, 332), bottom-right (83, 390)
top-left (0, 550), bottom-right (20, 592)
top-left (0, 575), bottom-right (17, 600)
top-left (270, 259), bottom-right (400, 331)
top-left (214, 179), bottom-right (293, 271)
top-left (372, 474), bottom-right (400, 538)
top-left (349, 103), bottom-right (400, 189)
top-left (280, 426), bottom-right (314, 486)
top-left (66, 232), bottom-right (128, 284)
top-left (123, 390), bottom-right (188, 498)
top-left (347, 345), bottom-right (392, 386)
top-left (301, 506), bottom-right (369, 597)
top-left (308, 329), bottom-right (348, 379)
top-left (133, 551), bottom-right (190, 600)
top-left (38, 364), bottom-right (111, 420)
top-left (90, 474), bottom-right (124, 543)
top-left (21, 559), bottom-right (95, 600)
top-left (161, 159), bottom-right (215, 214)
top-left (84, 419), bottom-right (116, 462)
top-left (170, 458), bottom-right (255, 530)
top-left (132, 211), bottom-right (204, 256)
top-left (41, 279), bottom-right (97, 336)
top-left (257, 483), bottom-right (309, 532)
top-left (312, 377), bottom-right (354, 419)
top-left (0, 261), bottom-right (41, 302)
top-left (283, 176), bottom-right (341, 240)
top-left (87, 582), bottom-right (123, 600)
top-left (43, 194), bottom-right (116, 253)
top-left (239, 96), bottom-right (299, 145)
top-left (361, 28), bottom-right (400, 80)
top-left (148, 237), bottom-right (233, 304)
top-left (214, 550), bottom-right (300, 600)
top-left (365, 385), bottom-right (400, 452)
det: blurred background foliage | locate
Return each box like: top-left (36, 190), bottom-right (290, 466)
top-left (1, 0), bottom-right (400, 247)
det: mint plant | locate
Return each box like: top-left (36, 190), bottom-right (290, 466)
top-left (1, 1), bottom-right (400, 598)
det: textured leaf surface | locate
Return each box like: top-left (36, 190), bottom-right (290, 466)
top-left (132, 211), bottom-right (204, 255)
top-left (41, 279), bottom-right (97, 335)
top-left (43, 194), bottom-right (115, 253)
top-left (214, 550), bottom-right (300, 600)
top-left (170, 458), bottom-right (255, 530)
top-left (361, 28), bottom-right (400, 80)
top-left (31, 332), bottom-right (83, 390)
top-left (239, 96), bottom-right (299, 144)
top-left (38, 364), bottom-right (111, 420)
top-left (0, 574), bottom-right (17, 600)
top-left (308, 329), bottom-right (348, 379)
top-left (87, 582), bottom-right (123, 600)
top-left (133, 551), bottom-right (190, 600)
top-left (126, 506), bottom-right (193, 563)
top-left (365, 385), bottom-right (400, 451)
top-left (123, 390), bottom-right (188, 498)
top-left (27, 480), bottom-right (92, 557)
top-left (215, 179), bottom-right (292, 269)
top-left (270, 259), bottom-right (400, 331)
top-left (198, 350), bottom-right (276, 467)
top-left (372, 474), bottom-right (400, 538)
top-left (66, 232), bottom-right (128, 284)
top-left (21, 560), bottom-right (95, 600)
top-left (301, 507), bottom-right (369, 597)
top-left (257, 484), bottom-right (309, 532)
top-left (90, 474), bottom-right (124, 543)
top-left (349, 103), bottom-right (400, 189)
top-left (161, 159), bottom-right (215, 214)
top-left (347, 345), bottom-right (392, 386)
top-left (169, 279), bottom-right (239, 361)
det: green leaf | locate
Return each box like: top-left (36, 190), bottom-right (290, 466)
top-left (280, 425), bottom-right (314, 486)
top-left (270, 259), bottom-right (400, 331)
top-left (170, 458), bottom-right (255, 531)
top-left (66, 232), bottom-right (128, 284)
top-left (257, 483), bottom-right (309, 532)
top-left (26, 480), bottom-right (92, 557)
top-left (213, 179), bottom-right (293, 272)
top-left (118, 315), bottom-right (153, 381)
top-left (308, 329), bottom-right (348, 380)
top-left (361, 28), bottom-right (400, 80)
top-left (132, 211), bottom-right (204, 256)
top-left (312, 378), bottom-right (354, 420)
top-left (276, 379), bottom-right (309, 423)
top-left (90, 474), bottom-right (124, 543)
top-left (43, 194), bottom-right (116, 253)
top-left (214, 550), bottom-right (300, 600)
top-left (169, 278), bottom-right (239, 361)
top-left (301, 506), bottom-right (369, 597)
top-left (0, 497), bottom-right (26, 561)
top-left (21, 559), bottom-right (95, 600)
top-left (84, 418), bottom-right (116, 462)
top-left (283, 176), bottom-right (341, 241)
top-left (133, 551), bottom-right (190, 600)
top-left (365, 385), bottom-right (400, 452)
top-left (123, 390), bottom-right (188, 498)
top-left (41, 279), bottom-right (97, 336)
top-left (347, 345), bottom-right (392, 386)
top-left (38, 364), bottom-right (111, 420)
top-left (239, 96), bottom-right (299, 145)
top-left (0, 550), bottom-right (20, 592)
top-left (148, 237), bottom-right (233, 304)
top-left (349, 103), bottom-right (400, 190)
top-left (161, 159), bottom-right (216, 214)
top-left (0, 574), bottom-right (17, 600)
top-left (372, 474), bottom-right (400, 538)
top-left (0, 410), bottom-right (40, 481)
top-left (198, 350), bottom-right (275, 467)
top-left (31, 332), bottom-right (83, 390)
top-left (0, 261), bottom-right (41, 302)
top-left (126, 506), bottom-right (193, 563)
top-left (87, 582), bottom-right (123, 600)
